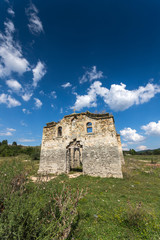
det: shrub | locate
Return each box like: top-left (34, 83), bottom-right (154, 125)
top-left (125, 201), bottom-right (145, 227)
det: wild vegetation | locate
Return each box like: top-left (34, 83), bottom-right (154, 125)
top-left (0, 153), bottom-right (160, 239)
top-left (0, 140), bottom-right (40, 160)
top-left (124, 148), bottom-right (160, 155)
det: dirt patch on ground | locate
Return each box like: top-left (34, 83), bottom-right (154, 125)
top-left (30, 172), bottom-right (82, 182)
top-left (30, 176), bottom-right (57, 182)
top-left (68, 172), bottom-right (82, 178)
top-left (138, 160), bottom-right (150, 163)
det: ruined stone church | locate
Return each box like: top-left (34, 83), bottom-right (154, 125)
top-left (38, 111), bottom-right (124, 178)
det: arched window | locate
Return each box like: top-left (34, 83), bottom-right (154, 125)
top-left (87, 122), bottom-right (92, 133)
top-left (58, 126), bottom-right (62, 137)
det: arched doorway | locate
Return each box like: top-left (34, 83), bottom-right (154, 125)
top-left (66, 139), bottom-right (83, 172)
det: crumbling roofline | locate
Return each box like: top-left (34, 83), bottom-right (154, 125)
top-left (44, 111), bottom-right (114, 128)
top-left (64, 111), bottom-right (113, 119)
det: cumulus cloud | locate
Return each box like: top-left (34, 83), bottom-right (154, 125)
top-left (61, 82), bottom-right (72, 88)
top-left (141, 121), bottom-right (160, 135)
top-left (79, 66), bottom-right (103, 84)
top-left (137, 145), bottom-right (148, 151)
top-left (6, 79), bottom-right (22, 92)
top-left (0, 19), bottom-right (30, 77)
top-left (22, 92), bottom-right (33, 101)
top-left (39, 90), bottom-right (45, 95)
top-left (121, 143), bottom-right (129, 151)
top-left (6, 128), bottom-right (16, 132)
top-left (0, 127), bottom-right (16, 136)
top-left (0, 131), bottom-right (12, 136)
top-left (73, 81), bottom-right (160, 111)
top-left (32, 61), bottom-right (46, 87)
top-left (101, 82), bottom-right (160, 111)
top-left (25, 3), bottom-right (44, 35)
top-left (0, 93), bottom-right (21, 108)
top-left (34, 98), bottom-right (42, 109)
top-left (120, 127), bottom-right (145, 143)
top-left (73, 81), bottom-right (108, 110)
top-left (7, 8), bottom-right (15, 17)
top-left (22, 108), bottom-right (31, 114)
top-left (50, 91), bottom-right (57, 99)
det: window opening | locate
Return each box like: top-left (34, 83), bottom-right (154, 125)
top-left (58, 126), bottom-right (62, 136)
top-left (87, 122), bottom-right (92, 133)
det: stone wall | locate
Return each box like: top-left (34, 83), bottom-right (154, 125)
top-left (38, 111), bottom-right (123, 178)
top-left (116, 134), bottom-right (125, 164)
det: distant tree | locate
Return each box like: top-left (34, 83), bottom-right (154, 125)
top-left (153, 149), bottom-right (160, 155)
top-left (2, 140), bottom-right (8, 145)
top-left (0, 142), bottom-right (1, 146)
top-left (129, 149), bottom-right (136, 155)
top-left (12, 141), bottom-right (17, 146)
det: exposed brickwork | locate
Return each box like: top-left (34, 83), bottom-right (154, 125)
top-left (38, 111), bottom-right (124, 178)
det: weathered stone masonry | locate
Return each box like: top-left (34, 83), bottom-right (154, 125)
top-left (38, 111), bottom-right (124, 178)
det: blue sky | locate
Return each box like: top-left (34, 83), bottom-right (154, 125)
top-left (0, 0), bottom-right (160, 150)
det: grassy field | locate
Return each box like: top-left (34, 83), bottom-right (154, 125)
top-left (0, 154), bottom-right (160, 239)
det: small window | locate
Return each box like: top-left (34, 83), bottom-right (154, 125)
top-left (58, 126), bottom-right (62, 136)
top-left (87, 122), bottom-right (92, 133)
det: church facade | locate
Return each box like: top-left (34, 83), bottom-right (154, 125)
top-left (38, 111), bottom-right (124, 178)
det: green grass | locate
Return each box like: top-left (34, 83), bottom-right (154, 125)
top-left (0, 155), bottom-right (160, 239)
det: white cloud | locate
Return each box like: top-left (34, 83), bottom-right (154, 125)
top-left (0, 131), bottom-right (12, 136)
top-left (18, 138), bottom-right (35, 143)
top-left (73, 81), bottom-right (160, 111)
top-left (137, 145), bottom-right (148, 151)
top-left (0, 93), bottom-right (21, 108)
top-left (141, 121), bottom-right (160, 135)
top-left (32, 61), bottom-right (46, 87)
top-left (60, 107), bottom-right (63, 114)
top-left (7, 8), bottom-right (15, 17)
top-left (6, 128), bottom-right (16, 132)
top-left (39, 90), bottom-right (45, 95)
top-left (50, 91), bottom-right (57, 99)
top-left (22, 92), bottom-right (33, 101)
top-left (6, 79), bottom-right (22, 92)
top-left (79, 66), bottom-right (104, 84)
top-left (0, 127), bottom-right (16, 136)
top-left (34, 98), bottom-right (42, 109)
top-left (22, 108), bottom-right (31, 114)
top-left (25, 3), bottom-right (44, 35)
top-left (4, 20), bottom-right (15, 33)
top-left (20, 120), bottom-right (27, 127)
top-left (73, 81), bottom-right (107, 110)
top-left (0, 20), bottom-right (30, 77)
top-left (121, 143), bottom-right (129, 151)
top-left (103, 82), bottom-right (160, 111)
top-left (120, 127), bottom-right (145, 143)
top-left (61, 82), bottom-right (72, 88)
top-left (51, 104), bottom-right (54, 108)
